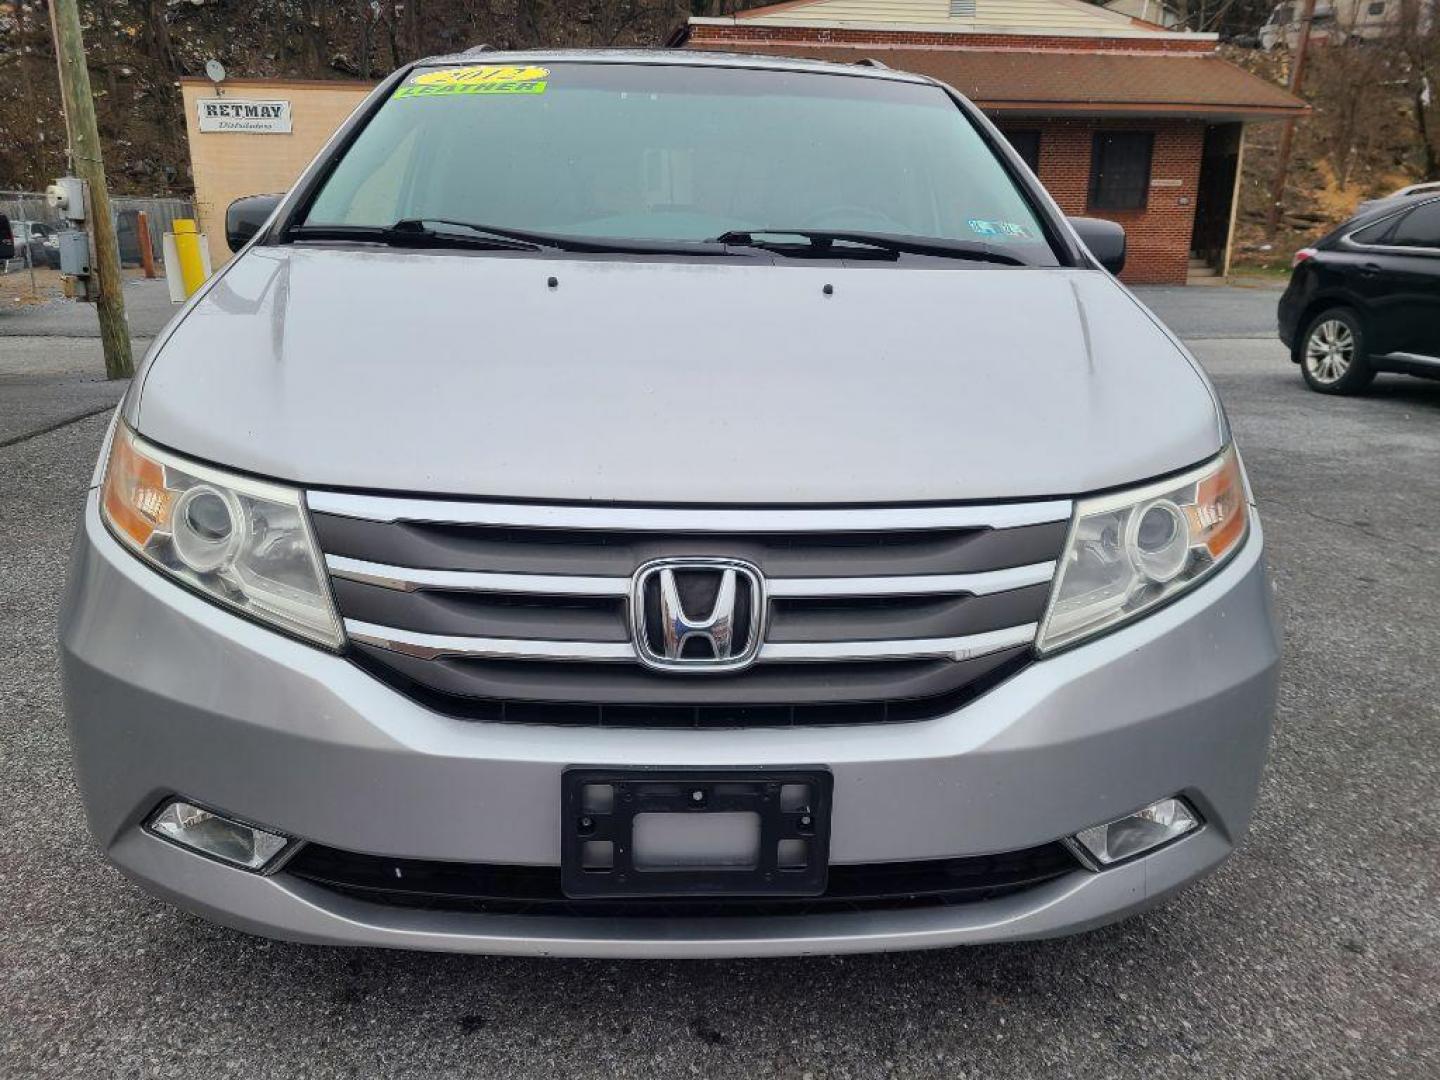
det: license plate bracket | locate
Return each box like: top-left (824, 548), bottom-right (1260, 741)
top-left (561, 767), bottom-right (832, 899)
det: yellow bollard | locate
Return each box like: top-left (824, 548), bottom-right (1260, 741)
top-left (172, 219), bottom-right (207, 297)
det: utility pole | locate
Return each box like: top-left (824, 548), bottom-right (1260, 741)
top-left (1264, 0), bottom-right (1318, 240)
top-left (48, 0), bottom-right (133, 380)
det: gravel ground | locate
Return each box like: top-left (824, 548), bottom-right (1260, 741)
top-left (1, 286), bottom-right (1437, 1079)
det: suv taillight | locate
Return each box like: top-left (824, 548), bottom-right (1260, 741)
top-left (1291, 247), bottom-right (1317, 268)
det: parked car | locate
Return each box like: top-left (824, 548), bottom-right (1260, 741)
top-left (60, 51), bottom-right (1278, 958)
top-left (1279, 194), bottom-right (1440, 393)
top-left (0, 214), bottom-right (14, 262)
top-left (1353, 180), bottom-right (1440, 220)
top-left (11, 219), bottom-right (61, 268)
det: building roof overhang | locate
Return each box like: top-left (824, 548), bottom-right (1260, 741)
top-left (677, 42), bottom-right (1308, 120)
top-left (687, 14), bottom-right (1216, 42)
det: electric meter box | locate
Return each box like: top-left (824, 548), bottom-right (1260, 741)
top-left (46, 178), bottom-right (86, 222)
top-left (58, 230), bottom-right (91, 276)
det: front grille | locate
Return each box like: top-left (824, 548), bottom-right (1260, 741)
top-left (284, 841), bottom-right (1080, 918)
top-left (309, 493), bottom-right (1070, 727)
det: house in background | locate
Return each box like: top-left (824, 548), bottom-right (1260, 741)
top-left (1104, 0), bottom-right (1188, 29)
top-left (1257, 0), bottom-right (1435, 50)
top-left (671, 0), bottom-right (1306, 283)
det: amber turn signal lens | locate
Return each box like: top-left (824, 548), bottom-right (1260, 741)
top-left (101, 426), bottom-right (172, 548)
top-left (1188, 451), bottom-right (1246, 559)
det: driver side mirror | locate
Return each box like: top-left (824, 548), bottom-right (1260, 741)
top-left (226, 194), bottom-right (284, 253)
top-left (1068, 217), bottom-right (1126, 275)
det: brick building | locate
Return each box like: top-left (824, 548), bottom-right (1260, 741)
top-left (672, 0), bottom-right (1306, 284)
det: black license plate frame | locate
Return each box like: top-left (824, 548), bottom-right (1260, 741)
top-left (560, 767), bottom-right (833, 899)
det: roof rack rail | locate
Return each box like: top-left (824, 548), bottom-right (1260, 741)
top-left (461, 44), bottom-right (493, 56)
top-left (854, 58), bottom-right (888, 69)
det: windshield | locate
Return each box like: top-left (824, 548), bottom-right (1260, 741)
top-left (299, 61), bottom-right (1059, 265)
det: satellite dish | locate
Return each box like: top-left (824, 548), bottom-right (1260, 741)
top-left (205, 59), bottom-right (226, 85)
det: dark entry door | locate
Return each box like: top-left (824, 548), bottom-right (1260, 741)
top-left (1192, 124), bottom-right (1242, 268)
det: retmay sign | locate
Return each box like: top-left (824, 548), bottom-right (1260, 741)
top-left (196, 99), bottom-right (292, 134)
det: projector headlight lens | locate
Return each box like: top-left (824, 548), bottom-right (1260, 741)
top-left (101, 423), bottom-right (342, 648)
top-left (1038, 447), bottom-right (1249, 652)
top-left (171, 485), bottom-right (242, 573)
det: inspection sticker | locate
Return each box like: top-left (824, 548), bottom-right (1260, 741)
top-left (966, 219), bottom-right (1034, 240)
top-left (395, 65), bottom-right (550, 98)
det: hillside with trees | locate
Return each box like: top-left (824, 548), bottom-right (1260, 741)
top-left (1226, 5), bottom-right (1440, 267)
top-left (1, 0), bottom-right (715, 193)
top-left (1, 0), bottom-right (1436, 260)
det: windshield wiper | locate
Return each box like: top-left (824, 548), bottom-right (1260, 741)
top-left (288, 218), bottom-right (731, 256)
top-left (709, 229), bottom-right (1026, 266)
top-left (287, 219), bottom-right (547, 252)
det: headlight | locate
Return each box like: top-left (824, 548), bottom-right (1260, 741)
top-left (1038, 447), bottom-right (1249, 652)
top-left (100, 424), bottom-right (342, 648)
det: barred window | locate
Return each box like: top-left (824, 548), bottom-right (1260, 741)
top-left (1088, 132), bottom-right (1153, 212)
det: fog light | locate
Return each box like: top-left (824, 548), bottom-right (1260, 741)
top-left (1071, 797), bottom-right (1199, 867)
top-left (148, 800), bottom-right (289, 870)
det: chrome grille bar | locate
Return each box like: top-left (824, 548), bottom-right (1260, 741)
top-left (767, 563), bottom-right (1055, 598)
top-left (759, 624), bottom-right (1038, 663)
top-left (327, 555), bottom-right (627, 596)
top-left (309, 491), bottom-right (1072, 532)
top-left (346, 621), bottom-right (637, 662)
top-left (346, 619), bottom-right (1037, 664)
top-left (326, 554), bottom-right (1055, 599)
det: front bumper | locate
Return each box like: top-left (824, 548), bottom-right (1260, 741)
top-left (61, 492), bottom-right (1280, 958)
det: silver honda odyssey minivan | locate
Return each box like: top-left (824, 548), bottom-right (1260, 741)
top-left (60, 51), bottom-right (1279, 957)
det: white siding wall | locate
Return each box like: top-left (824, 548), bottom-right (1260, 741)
top-left (741, 0), bottom-right (1151, 31)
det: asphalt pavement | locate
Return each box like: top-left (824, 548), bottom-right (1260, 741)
top-left (1, 284), bottom-right (1437, 1079)
top-left (0, 277), bottom-right (174, 447)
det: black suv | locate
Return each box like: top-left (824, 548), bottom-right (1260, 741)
top-left (1278, 195), bottom-right (1440, 394)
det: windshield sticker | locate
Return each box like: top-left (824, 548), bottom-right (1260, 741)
top-left (395, 65), bottom-right (550, 99)
top-left (966, 219), bottom-right (1034, 241)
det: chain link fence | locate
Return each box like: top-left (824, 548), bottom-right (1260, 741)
top-left (0, 191), bottom-right (195, 270)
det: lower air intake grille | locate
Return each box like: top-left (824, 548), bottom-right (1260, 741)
top-left (284, 841), bottom-right (1080, 918)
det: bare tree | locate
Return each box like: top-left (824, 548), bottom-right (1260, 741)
top-left (0, 0), bottom-right (784, 194)
top-left (1390, 0), bottom-right (1440, 178)
top-left (133, 0), bottom-right (179, 77)
top-left (1306, 17), bottom-right (1397, 186)
top-left (298, 0), bottom-right (329, 77)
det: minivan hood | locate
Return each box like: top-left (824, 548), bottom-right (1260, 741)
top-left (132, 248), bottom-right (1222, 504)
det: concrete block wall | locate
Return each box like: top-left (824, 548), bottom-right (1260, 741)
top-left (180, 79), bottom-right (375, 268)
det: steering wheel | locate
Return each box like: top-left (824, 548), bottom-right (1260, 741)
top-left (798, 205), bottom-right (913, 233)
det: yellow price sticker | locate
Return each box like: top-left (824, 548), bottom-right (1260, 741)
top-left (396, 65), bottom-right (550, 98)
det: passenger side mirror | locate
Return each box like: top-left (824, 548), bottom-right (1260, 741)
top-left (226, 194), bottom-right (284, 253)
top-left (1068, 217), bottom-right (1126, 275)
